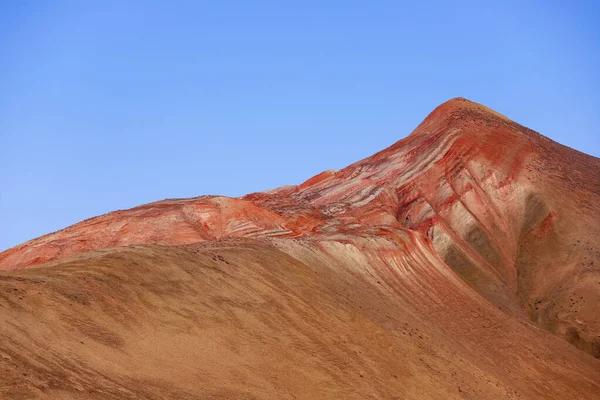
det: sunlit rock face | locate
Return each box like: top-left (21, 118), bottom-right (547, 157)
top-left (1, 98), bottom-right (600, 399)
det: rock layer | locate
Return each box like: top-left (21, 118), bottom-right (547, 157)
top-left (1, 98), bottom-right (600, 399)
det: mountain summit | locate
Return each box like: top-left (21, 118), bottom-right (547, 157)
top-left (1, 99), bottom-right (599, 399)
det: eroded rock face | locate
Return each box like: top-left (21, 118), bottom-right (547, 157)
top-left (1, 98), bottom-right (600, 398)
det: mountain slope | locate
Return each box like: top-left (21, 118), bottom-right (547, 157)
top-left (2, 238), bottom-right (600, 399)
top-left (1, 98), bottom-right (599, 399)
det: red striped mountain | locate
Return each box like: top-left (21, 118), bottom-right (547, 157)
top-left (2, 98), bottom-right (599, 399)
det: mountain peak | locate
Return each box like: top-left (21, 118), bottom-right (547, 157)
top-left (438, 97), bottom-right (508, 117)
top-left (406, 97), bottom-right (514, 140)
top-left (446, 96), bottom-right (511, 118)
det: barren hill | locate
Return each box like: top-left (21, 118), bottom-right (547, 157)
top-left (1, 98), bottom-right (599, 399)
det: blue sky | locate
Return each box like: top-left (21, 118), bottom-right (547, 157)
top-left (1, 1), bottom-right (599, 251)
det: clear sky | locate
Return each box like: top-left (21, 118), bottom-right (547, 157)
top-left (1, 1), bottom-right (599, 251)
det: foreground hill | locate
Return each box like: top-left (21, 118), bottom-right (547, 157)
top-left (1, 98), bottom-right (599, 399)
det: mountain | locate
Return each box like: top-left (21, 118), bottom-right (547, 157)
top-left (1, 98), bottom-right (599, 399)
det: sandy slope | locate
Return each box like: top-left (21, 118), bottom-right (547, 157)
top-left (1, 238), bottom-right (599, 399)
